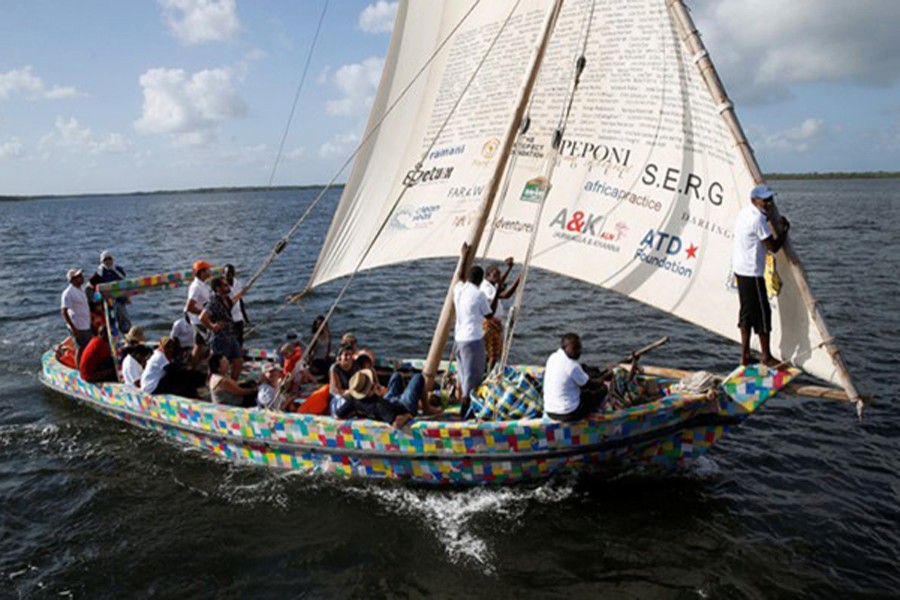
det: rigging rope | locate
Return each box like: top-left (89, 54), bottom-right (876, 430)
top-left (295, 0), bottom-right (528, 371)
top-left (266, 0), bottom-right (329, 189)
top-left (499, 0), bottom-right (597, 370)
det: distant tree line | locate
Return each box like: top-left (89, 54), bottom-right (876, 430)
top-left (766, 171), bottom-right (900, 180)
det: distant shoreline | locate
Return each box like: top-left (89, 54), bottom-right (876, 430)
top-left (2, 173), bottom-right (898, 201)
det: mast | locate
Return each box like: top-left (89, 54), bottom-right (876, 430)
top-left (422, 0), bottom-right (567, 390)
top-left (667, 0), bottom-right (863, 410)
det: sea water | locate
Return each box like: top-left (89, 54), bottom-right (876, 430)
top-left (0, 180), bottom-right (898, 597)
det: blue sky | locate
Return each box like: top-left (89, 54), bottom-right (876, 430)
top-left (1, 0), bottom-right (898, 196)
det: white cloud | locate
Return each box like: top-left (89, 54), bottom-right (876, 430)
top-left (694, 0), bottom-right (900, 103)
top-left (134, 66), bottom-right (247, 146)
top-left (0, 137), bottom-right (24, 159)
top-left (39, 117), bottom-right (131, 155)
top-left (159, 0), bottom-right (240, 45)
top-left (358, 1), bottom-right (397, 34)
top-left (325, 57), bottom-right (384, 117)
top-left (0, 66), bottom-right (83, 101)
top-left (753, 118), bottom-right (825, 152)
top-left (319, 132), bottom-right (358, 158)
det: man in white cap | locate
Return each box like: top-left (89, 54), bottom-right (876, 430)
top-left (732, 184), bottom-right (791, 366)
top-left (96, 250), bottom-right (131, 333)
top-left (60, 268), bottom-right (92, 367)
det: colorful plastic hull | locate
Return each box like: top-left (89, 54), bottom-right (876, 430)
top-left (39, 349), bottom-right (798, 485)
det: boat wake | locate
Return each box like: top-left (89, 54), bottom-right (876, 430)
top-left (344, 478), bottom-right (577, 573)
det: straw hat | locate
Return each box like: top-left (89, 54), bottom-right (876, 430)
top-left (124, 327), bottom-right (146, 344)
top-left (347, 370), bottom-right (374, 400)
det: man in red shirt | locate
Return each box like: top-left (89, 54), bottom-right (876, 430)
top-left (79, 326), bottom-right (117, 383)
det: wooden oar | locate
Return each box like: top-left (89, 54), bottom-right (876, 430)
top-left (585, 336), bottom-right (670, 380)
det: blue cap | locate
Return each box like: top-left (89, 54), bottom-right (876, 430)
top-left (750, 184), bottom-right (775, 200)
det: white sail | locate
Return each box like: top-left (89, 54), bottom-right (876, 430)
top-left (309, 0), bottom-right (843, 388)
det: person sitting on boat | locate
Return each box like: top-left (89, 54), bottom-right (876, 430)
top-left (543, 333), bottom-right (602, 422)
top-left (328, 344), bottom-right (360, 418)
top-left (141, 336), bottom-right (205, 397)
top-left (61, 268), bottom-right (92, 368)
top-left (200, 276), bottom-right (246, 380)
top-left (280, 339), bottom-right (314, 393)
top-left (122, 344), bottom-right (152, 389)
top-left (480, 257), bottom-right (520, 370)
top-left (185, 260), bottom-right (213, 368)
top-left (305, 315), bottom-right (333, 377)
top-left (257, 362), bottom-right (287, 410)
top-left (169, 313), bottom-right (195, 364)
top-left (453, 242), bottom-right (500, 414)
top-left (340, 332), bottom-right (376, 366)
top-left (96, 250), bottom-right (131, 334)
top-left (342, 370), bottom-right (413, 429)
top-left (382, 369), bottom-right (435, 417)
top-left (733, 184), bottom-right (790, 367)
top-left (208, 352), bottom-right (257, 407)
top-left (79, 325), bottom-right (118, 383)
top-left (223, 264), bottom-right (250, 346)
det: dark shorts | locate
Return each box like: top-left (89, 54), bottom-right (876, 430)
top-left (736, 275), bottom-right (772, 335)
top-left (210, 336), bottom-right (242, 360)
top-left (74, 329), bottom-right (93, 350)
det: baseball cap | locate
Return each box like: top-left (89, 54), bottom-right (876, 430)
top-left (193, 260), bottom-right (213, 274)
top-left (66, 268), bottom-right (84, 281)
top-left (100, 250), bottom-right (113, 261)
top-left (750, 184), bottom-right (775, 200)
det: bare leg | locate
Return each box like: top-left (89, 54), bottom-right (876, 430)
top-left (392, 413), bottom-right (413, 429)
top-left (758, 334), bottom-right (779, 367)
top-left (740, 326), bottom-right (752, 365)
top-left (190, 343), bottom-right (204, 369)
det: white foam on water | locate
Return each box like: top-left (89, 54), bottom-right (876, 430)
top-left (687, 456), bottom-right (720, 479)
top-left (345, 477), bottom-right (577, 573)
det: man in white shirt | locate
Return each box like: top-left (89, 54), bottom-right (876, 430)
top-left (141, 338), bottom-right (173, 395)
top-left (453, 243), bottom-right (499, 415)
top-left (60, 268), bottom-right (92, 367)
top-left (543, 333), bottom-right (598, 421)
top-left (732, 184), bottom-right (790, 366)
top-left (479, 257), bottom-right (520, 370)
top-left (185, 260), bottom-right (213, 367)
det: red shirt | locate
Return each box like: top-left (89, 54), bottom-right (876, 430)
top-left (79, 336), bottom-right (112, 382)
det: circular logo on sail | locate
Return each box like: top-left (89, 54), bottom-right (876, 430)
top-left (481, 138), bottom-right (499, 159)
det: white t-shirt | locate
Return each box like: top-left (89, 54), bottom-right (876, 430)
top-left (141, 349), bottom-right (169, 394)
top-left (543, 348), bottom-right (589, 415)
top-left (122, 354), bottom-right (143, 388)
top-left (230, 277), bottom-right (244, 323)
top-left (60, 284), bottom-right (91, 331)
top-left (170, 317), bottom-right (194, 348)
top-left (257, 383), bottom-right (278, 410)
top-left (479, 280), bottom-right (504, 320)
top-left (186, 278), bottom-right (211, 325)
top-left (453, 281), bottom-right (491, 343)
top-left (732, 204), bottom-right (773, 277)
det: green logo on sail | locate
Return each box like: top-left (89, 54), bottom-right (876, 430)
top-left (520, 177), bottom-right (548, 203)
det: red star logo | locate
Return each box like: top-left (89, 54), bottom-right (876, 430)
top-left (685, 243), bottom-right (699, 259)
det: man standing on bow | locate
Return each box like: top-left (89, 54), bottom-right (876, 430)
top-left (480, 256), bottom-right (520, 370)
top-left (732, 184), bottom-right (790, 366)
top-left (96, 250), bottom-right (131, 334)
top-left (453, 243), bottom-right (499, 415)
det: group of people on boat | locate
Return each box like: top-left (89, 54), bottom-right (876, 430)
top-left (57, 182), bottom-right (790, 425)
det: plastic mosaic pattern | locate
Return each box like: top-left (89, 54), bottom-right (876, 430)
top-left (39, 349), bottom-right (796, 485)
top-left (95, 267), bottom-right (224, 299)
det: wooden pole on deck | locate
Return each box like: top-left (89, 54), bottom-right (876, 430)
top-left (667, 0), bottom-right (864, 412)
top-left (422, 0), bottom-right (567, 392)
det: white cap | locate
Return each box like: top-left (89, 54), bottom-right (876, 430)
top-left (100, 250), bottom-right (113, 261)
top-left (66, 268), bottom-right (84, 281)
top-left (750, 184), bottom-right (775, 200)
